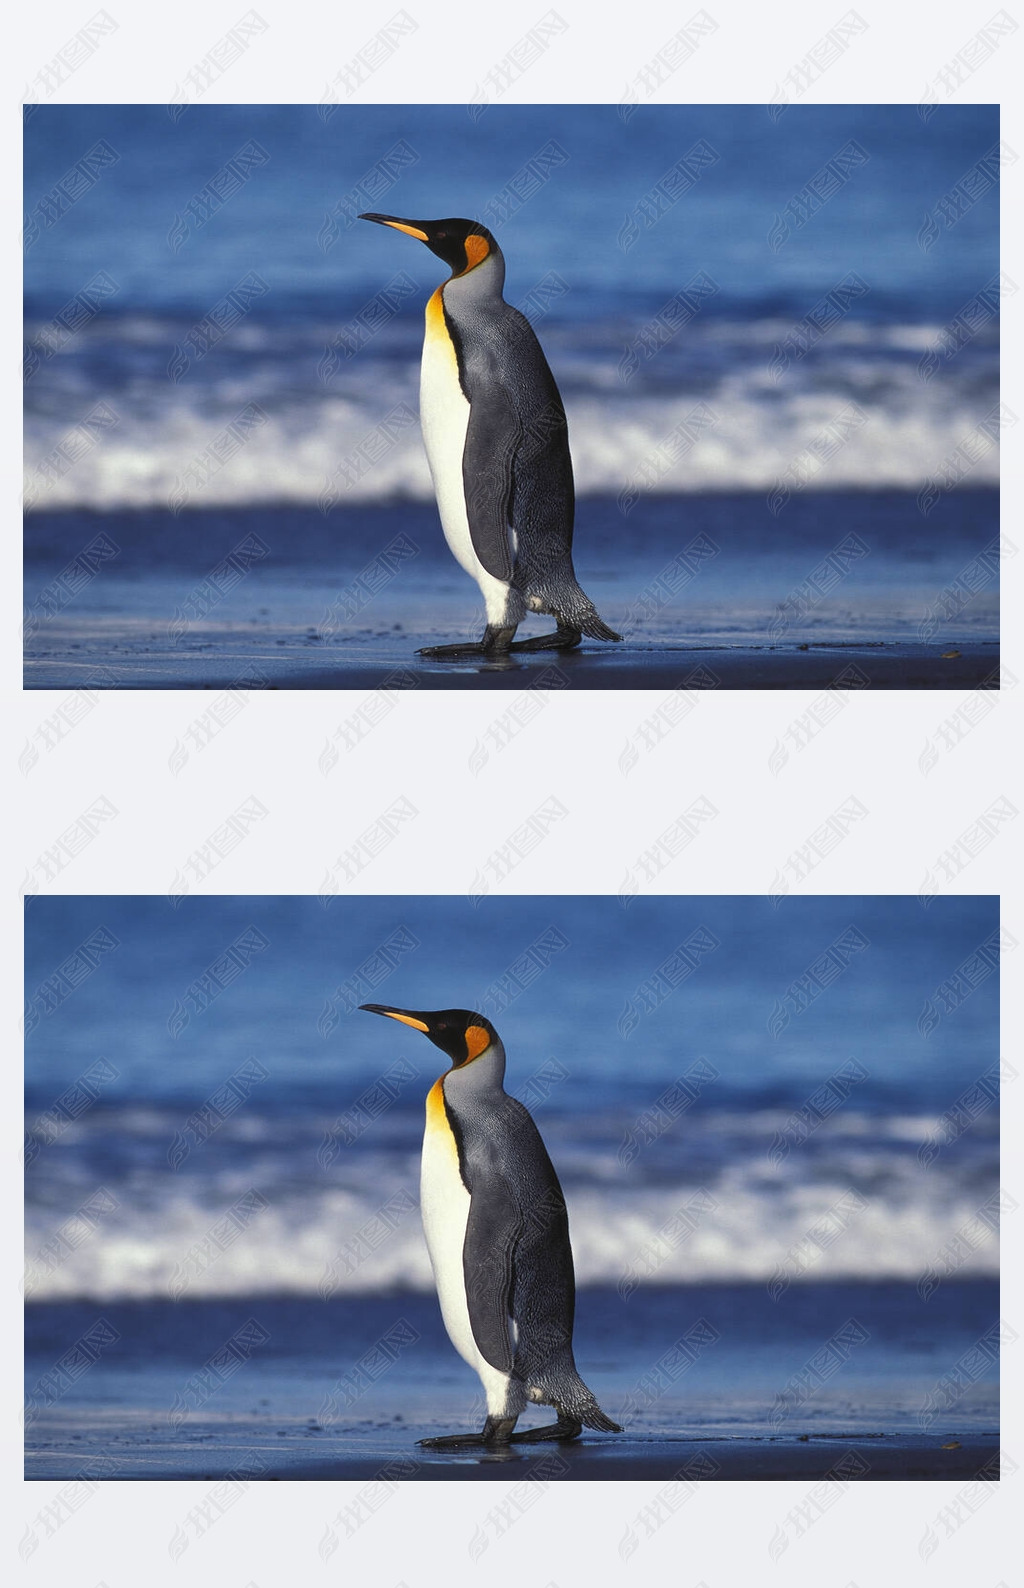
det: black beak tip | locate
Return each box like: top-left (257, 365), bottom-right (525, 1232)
top-left (359, 1003), bottom-right (388, 1014)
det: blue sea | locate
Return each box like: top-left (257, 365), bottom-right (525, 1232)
top-left (24, 896), bottom-right (1000, 1304)
top-left (24, 103), bottom-right (1002, 509)
top-left (23, 107), bottom-right (1001, 680)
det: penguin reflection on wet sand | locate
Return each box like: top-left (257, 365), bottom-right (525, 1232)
top-left (359, 214), bottom-right (622, 658)
top-left (360, 1004), bottom-right (622, 1447)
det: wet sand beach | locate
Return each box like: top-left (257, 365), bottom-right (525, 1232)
top-left (24, 494), bottom-right (999, 690)
top-left (26, 1283), bottom-right (999, 1482)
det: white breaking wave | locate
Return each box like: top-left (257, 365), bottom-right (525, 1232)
top-left (23, 1177), bottom-right (996, 1302)
top-left (22, 313), bottom-right (998, 509)
top-left (22, 393), bottom-right (999, 512)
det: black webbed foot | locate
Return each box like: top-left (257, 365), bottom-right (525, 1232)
top-left (509, 1416), bottom-right (583, 1442)
top-left (419, 1414), bottom-right (517, 1448)
top-left (506, 626), bottom-right (582, 653)
top-left (418, 624), bottom-right (516, 659)
top-left (418, 642), bottom-right (497, 659)
top-left (418, 1432), bottom-right (494, 1449)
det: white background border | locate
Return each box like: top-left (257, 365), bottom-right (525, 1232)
top-left (8, 2), bottom-right (1020, 1584)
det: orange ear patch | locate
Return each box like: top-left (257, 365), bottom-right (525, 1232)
top-left (462, 234), bottom-right (490, 271)
top-left (464, 1024), bottom-right (491, 1061)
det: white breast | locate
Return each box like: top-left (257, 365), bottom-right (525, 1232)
top-left (420, 1077), bottom-right (514, 1416)
top-left (419, 287), bottom-right (511, 626)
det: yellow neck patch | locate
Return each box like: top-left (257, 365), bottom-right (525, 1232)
top-left (425, 283), bottom-right (448, 335)
top-left (464, 1024), bottom-right (491, 1062)
top-left (426, 1074), bottom-right (449, 1128)
top-left (425, 285), bottom-right (460, 377)
top-left (425, 1075), bottom-right (460, 1167)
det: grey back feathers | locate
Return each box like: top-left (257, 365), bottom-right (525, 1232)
top-left (444, 1043), bottom-right (616, 1429)
top-left (440, 252), bottom-right (622, 637)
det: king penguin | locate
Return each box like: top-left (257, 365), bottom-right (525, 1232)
top-left (360, 1003), bottom-right (622, 1446)
top-left (359, 214), bottom-right (622, 658)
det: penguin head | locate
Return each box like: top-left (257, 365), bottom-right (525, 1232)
top-left (360, 1004), bottom-right (499, 1068)
top-left (359, 214), bottom-right (499, 278)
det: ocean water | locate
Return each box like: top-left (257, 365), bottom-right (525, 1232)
top-left (24, 897), bottom-right (1000, 1304)
top-left (24, 105), bottom-right (999, 513)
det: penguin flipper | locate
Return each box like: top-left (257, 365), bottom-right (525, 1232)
top-left (462, 1182), bottom-right (522, 1373)
top-left (462, 386), bottom-right (519, 583)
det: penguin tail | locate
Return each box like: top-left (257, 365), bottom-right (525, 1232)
top-left (562, 584), bottom-right (621, 643)
top-left (578, 1402), bottom-right (623, 1433)
top-left (523, 568), bottom-right (621, 643)
top-left (546, 1364), bottom-right (622, 1433)
top-left (578, 611), bottom-right (622, 643)
top-left (549, 587), bottom-right (622, 643)
top-left (523, 1346), bottom-right (619, 1435)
